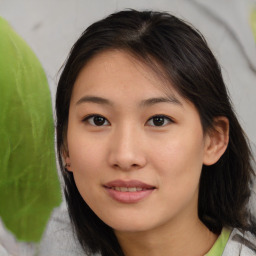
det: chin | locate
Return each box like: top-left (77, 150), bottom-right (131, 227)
top-left (102, 215), bottom-right (159, 234)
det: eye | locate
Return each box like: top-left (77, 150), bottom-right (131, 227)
top-left (146, 115), bottom-right (173, 127)
top-left (83, 115), bottom-right (110, 126)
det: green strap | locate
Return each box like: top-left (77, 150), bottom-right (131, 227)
top-left (0, 17), bottom-right (61, 242)
top-left (205, 228), bottom-right (231, 256)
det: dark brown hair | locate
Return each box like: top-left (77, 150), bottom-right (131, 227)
top-left (56, 9), bottom-right (255, 256)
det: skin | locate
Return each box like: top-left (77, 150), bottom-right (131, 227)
top-left (65, 50), bottom-right (229, 256)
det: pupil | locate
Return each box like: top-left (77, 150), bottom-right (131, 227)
top-left (153, 117), bottom-right (164, 126)
top-left (94, 116), bottom-right (105, 126)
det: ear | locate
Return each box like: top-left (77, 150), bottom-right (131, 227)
top-left (203, 117), bottom-right (229, 166)
top-left (62, 146), bottom-right (72, 172)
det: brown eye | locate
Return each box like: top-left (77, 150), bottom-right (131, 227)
top-left (147, 115), bottom-right (173, 127)
top-left (152, 116), bottom-right (165, 126)
top-left (84, 115), bottom-right (110, 126)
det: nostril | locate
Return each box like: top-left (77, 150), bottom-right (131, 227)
top-left (108, 149), bottom-right (147, 171)
top-left (112, 162), bottom-right (141, 171)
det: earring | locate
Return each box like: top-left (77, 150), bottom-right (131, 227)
top-left (65, 163), bottom-right (71, 168)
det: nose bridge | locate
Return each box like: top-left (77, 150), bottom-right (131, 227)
top-left (108, 121), bottom-right (146, 170)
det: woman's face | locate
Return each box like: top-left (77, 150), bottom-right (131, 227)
top-left (66, 50), bottom-right (212, 234)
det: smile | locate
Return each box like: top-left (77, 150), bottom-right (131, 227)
top-left (103, 180), bottom-right (156, 203)
top-left (109, 187), bottom-right (150, 192)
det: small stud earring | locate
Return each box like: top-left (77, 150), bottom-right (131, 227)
top-left (65, 163), bottom-right (71, 168)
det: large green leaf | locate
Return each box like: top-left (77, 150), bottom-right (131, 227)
top-left (0, 17), bottom-right (61, 242)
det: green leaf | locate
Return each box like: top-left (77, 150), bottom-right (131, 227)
top-left (0, 17), bottom-right (61, 242)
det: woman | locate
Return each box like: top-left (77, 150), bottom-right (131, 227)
top-left (56, 10), bottom-right (256, 256)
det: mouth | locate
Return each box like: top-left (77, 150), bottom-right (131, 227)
top-left (103, 180), bottom-right (156, 203)
top-left (107, 187), bottom-right (151, 192)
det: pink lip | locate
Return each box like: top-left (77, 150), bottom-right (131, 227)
top-left (104, 179), bottom-right (156, 203)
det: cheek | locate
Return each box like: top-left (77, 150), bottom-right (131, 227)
top-left (152, 131), bottom-right (205, 190)
top-left (152, 141), bottom-right (203, 212)
top-left (68, 138), bottom-right (105, 206)
top-left (67, 129), bottom-right (106, 187)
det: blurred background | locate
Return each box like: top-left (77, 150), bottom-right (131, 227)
top-left (1, 0), bottom-right (255, 144)
top-left (0, 0), bottom-right (256, 255)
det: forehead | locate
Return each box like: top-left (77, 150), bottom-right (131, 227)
top-left (71, 49), bottom-right (183, 102)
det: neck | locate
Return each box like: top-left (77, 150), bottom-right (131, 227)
top-left (115, 214), bottom-right (218, 256)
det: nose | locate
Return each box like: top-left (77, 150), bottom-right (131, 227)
top-left (108, 125), bottom-right (147, 171)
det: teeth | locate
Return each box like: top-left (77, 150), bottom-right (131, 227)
top-left (112, 187), bottom-right (145, 192)
top-left (127, 187), bottom-right (136, 192)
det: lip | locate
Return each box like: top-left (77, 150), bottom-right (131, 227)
top-left (103, 179), bottom-right (156, 203)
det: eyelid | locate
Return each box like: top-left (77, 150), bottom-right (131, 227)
top-left (82, 114), bottom-right (110, 126)
top-left (146, 115), bottom-right (174, 127)
top-left (81, 114), bottom-right (174, 127)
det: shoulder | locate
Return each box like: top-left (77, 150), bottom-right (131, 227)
top-left (222, 228), bottom-right (256, 256)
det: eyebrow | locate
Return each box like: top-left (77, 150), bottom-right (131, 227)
top-left (76, 96), bottom-right (113, 106)
top-left (139, 96), bottom-right (183, 107)
top-left (76, 95), bottom-right (182, 107)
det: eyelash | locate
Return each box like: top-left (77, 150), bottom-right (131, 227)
top-left (146, 115), bottom-right (174, 127)
top-left (83, 114), bottom-right (110, 126)
top-left (82, 114), bottom-right (174, 127)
